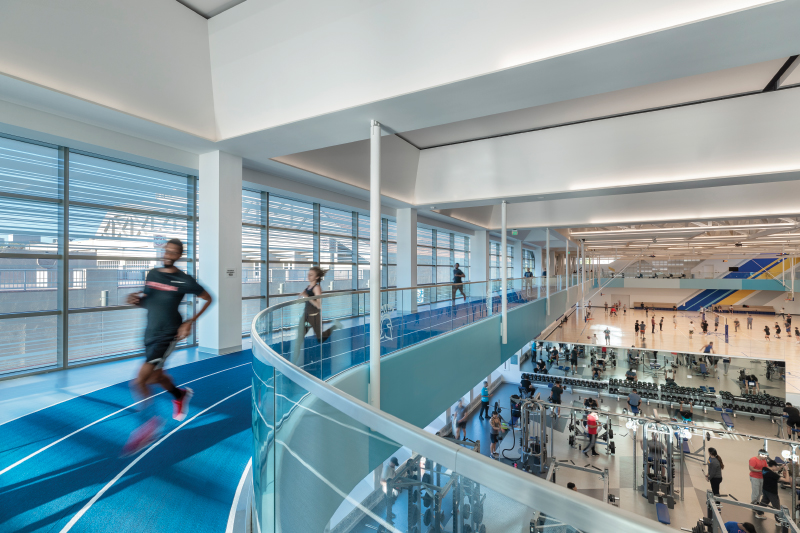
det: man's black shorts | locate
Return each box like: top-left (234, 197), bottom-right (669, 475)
top-left (457, 421), bottom-right (467, 429)
top-left (144, 333), bottom-right (178, 370)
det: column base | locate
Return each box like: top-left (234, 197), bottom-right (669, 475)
top-left (199, 344), bottom-right (243, 356)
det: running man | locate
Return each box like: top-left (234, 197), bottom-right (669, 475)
top-left (124, 238), bottom-right (212, 455)
top-left (452, 262), bottom-right (467, 303)
top-left (603, 327), bottom-right (611, 345)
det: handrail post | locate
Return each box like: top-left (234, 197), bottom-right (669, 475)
top-left (545, 228), bottom-right (550, 316)
top-left (501, 200), bottom-right (508, 344)
top-left (370, 120), bottom-right (381, 409)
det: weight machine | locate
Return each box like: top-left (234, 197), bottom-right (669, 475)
top-left (642, 422), bottom-right (677, 510)
top-left (682, 491), bottom-right (800, 533)
top-left (544, 457), bottom-right (619, 507)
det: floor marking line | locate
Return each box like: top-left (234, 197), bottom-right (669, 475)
top-left (58, 385), bottom-right (251, 533)
top-left (277, 439), bottom-right (402, 533)
top-left (226, 458), bottom-right (252, 533)
top-left (0, 351), bottom-right (239, 427)
top-left (0, 362), bottom-right (250, 476)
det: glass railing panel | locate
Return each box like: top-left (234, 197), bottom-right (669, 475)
top-left (252, 361), bottom-right (598, 533)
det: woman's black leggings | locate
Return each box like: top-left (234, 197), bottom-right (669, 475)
top-left (710, 477), bottom-right (722, 496)
top-left (304, 312), bottom-right (333, 342)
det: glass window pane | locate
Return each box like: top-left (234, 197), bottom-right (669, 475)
top-left (242, 298), bottom-right (265, 334)
top-left (69, 205), bottom-right (189, 257)
top-left (357, 239), bottom-right (371, 264)
top-left (437, 248), bottom-right (451, 266)
top-left (417, 246), bottom-right (433, 266)
top-left (242, 262), bottom-right (263, 298)
top-left (455, 250), bottom-right (469, 267)
top-left (68, 307), bottom-right (154, 363)
top-left (386, 220), bottom-right (397, 242)
top-left (320, 207), bottom-right (352, 237)
top-left (269, 196), bottom-right (313, 232)
top-left (417, 266), bottom-right (434, 285)
top-left (319, 263), bottom-right (354, 292)
top-left (436, 231), bottom-right (451, 249)
top-left (0, 258), bottom-right (59, 312)
top-left (0, 315), bottom-right (58, 374)
top-left (70, 153), bottom-right (190, 216)
top-left (320, 236), bottom-right (353, 264)
top-left (242, 225), bottom-right (262, 260)
top-left (242, 189), bottom-right (262, 225)
top-left (0, 196), bottom-right (60, 250)
top-left (269, 229), bottom-right (314, 265)
top-left (436, 266), bottom-right (452, 284)
top-left (269, 262), bottom-right (309, 297)
top-left (386, 242), bottom-right (397, 265)
top-left (0, 136), bottom-right (59, 199)
top-left (417, 227), bottom-right (433, 247)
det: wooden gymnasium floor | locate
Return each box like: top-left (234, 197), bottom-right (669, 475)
top-left (543, 306), bottom-right (797, 361)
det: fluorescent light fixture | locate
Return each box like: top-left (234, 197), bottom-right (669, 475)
top-left (572, 223), bottom-right (794, 237)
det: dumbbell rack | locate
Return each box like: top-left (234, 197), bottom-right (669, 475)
top-left (523, 373), bottom-right (608, 395)
top-left (719, 391), bottom-right (784, 417)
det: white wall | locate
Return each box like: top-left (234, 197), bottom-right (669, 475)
top-left (418, 89), bottom-right (800, 209)
top-left (207, 0), bottom-right (773, 138)
top-left (595, 287), bottom-right (698, 306)
top-left (0, 0), bottom-right (216, 139)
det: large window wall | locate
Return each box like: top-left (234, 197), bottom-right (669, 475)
top-left (416, 226), bottom-right (470, 303)
top-left (0, 133), bottom-right (196, 376)
top-left (490, 241), bottom-right (513, 280)
top-left (240, 190), bottom-right (397, 333)
top-left (523, 248), bottom-right (536, 274)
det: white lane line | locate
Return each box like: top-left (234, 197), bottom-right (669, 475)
top-left (0, 362), bottom-right (250, 477)
top-left (226, 458), bottom-right (252, 533)
top-left (59, 385), bottom-right (251, 533)
top-left (0, 352), bottom-right (233, 427)
top-left (278, 440), bottom-right (402, 533)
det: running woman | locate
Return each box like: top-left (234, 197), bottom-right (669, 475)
top-left (301, 266), bottom-right (341, 342)
top-left (123, 239), bottom-right (212, 455)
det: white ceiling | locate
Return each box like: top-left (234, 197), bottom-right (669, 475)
top-left (402, 58), bottom-right (787, 149)
top-left (176, 0), bottom-right (247, 18)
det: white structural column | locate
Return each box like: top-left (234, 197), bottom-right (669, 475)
top-left (501, 201), bottom-right (508, 344)
top-left (369, 120), bottom-right (381, 409)
top-left (565, 239), bottom-right (570, 288)
top-left (580, 240), bottom-right (585, 318)
top-left (545, 229), bottom-right (550, 315)
top-left (396, 208), bottom-right (417, 313)
top-left (198, 151), bottom-right (242, 355)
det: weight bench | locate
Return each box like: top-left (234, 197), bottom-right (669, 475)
top-left (655, 502), bottom-right (670, 524)
top-left (715, 408), bottom-right (734, 431)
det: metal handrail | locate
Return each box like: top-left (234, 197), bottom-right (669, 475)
top-left (250, 283), bottom-right (672, 533)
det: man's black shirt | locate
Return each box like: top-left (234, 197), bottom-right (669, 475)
top-left (453, 268), bottom-right (465, 283)
top-left (141, 268), bottom-right (204, 339)
top-left (762, 468), bottom-right (780, 493)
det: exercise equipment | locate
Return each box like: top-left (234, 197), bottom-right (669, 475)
top-left (545, 457), bottom-right (613, 506)
top-left (642, 422), bottom-right (676, 512)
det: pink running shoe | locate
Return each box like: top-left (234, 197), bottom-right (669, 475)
top-left (121, 417), bottom-right (162, 457)
top-left (172, 387), bottom-right (193, 421)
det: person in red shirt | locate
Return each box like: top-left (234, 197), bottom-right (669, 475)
top-left (582, 411), bottom-right (600, 456)
top-left (749, 450), bottom-right (769, 505)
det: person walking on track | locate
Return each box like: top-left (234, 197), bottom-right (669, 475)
top-left (123, 238), bottom-right (212, 455)
top-left (452, 263), bottom-right (467, 303)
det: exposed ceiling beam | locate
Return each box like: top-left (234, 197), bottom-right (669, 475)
top-left (764, 55), bottom-right (800, 92)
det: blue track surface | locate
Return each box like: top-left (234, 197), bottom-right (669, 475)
top-left (0, 351), bottom-right (253, 533)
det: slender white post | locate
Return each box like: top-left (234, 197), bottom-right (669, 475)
top-left (501, 201), bottom-right (508, 344)
top-left (792, 254), bottom-right (795, 297)
top-left (580, 241), bottom-right (585, 318)
top-left (783, 245), bottom-right (786, 287)
top-left (545, 228), bottom-right (550, 315)
top-left (369, 120), bottom-right (381, 409)
top-left (565, 239), bottom-right (570, 289)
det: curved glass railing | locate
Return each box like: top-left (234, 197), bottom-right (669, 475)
top-left (250, 278), bottom-right (665, 533)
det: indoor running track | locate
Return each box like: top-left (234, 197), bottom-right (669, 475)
top-left (0, 351), bottom-right (253, 533)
